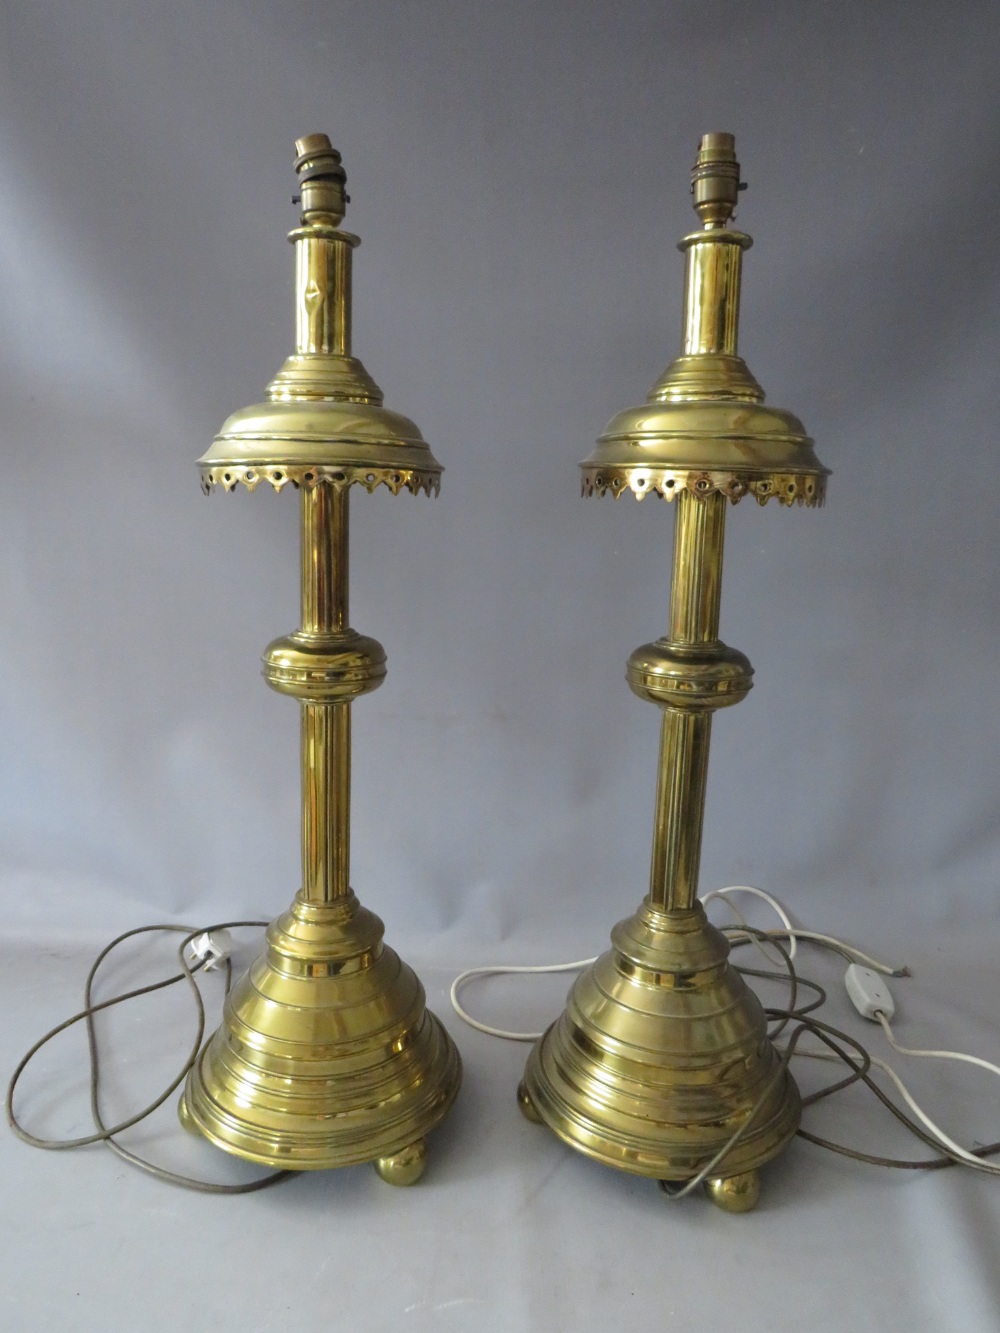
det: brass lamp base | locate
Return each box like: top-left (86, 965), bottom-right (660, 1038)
top-left (520, 133), bottom-right (825, 1212)
top-left (184, 136), bottom-right (462, 1184)
top-left (181, 891), bottom-right (461, 1180)
top-left (520, 901), bottom-right (800, 1204)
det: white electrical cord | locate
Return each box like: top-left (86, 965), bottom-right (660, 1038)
top-left (867, 1010), bottom-right (1000, 1175)
top-left (12, 892), bottom-right (999, 1189)
top-left (876, 1011), bottom-right (1000, 1081)
top-left (702, 885), bottom-right (798, 958)
top-left (448, 884), bottom-right (906, 1043)
top-left (864, 1054), bottom-right (1000, 1176)
top-left (780, 1036), bottom-right (1000, 1178)
top-left (449, 958), bottom-right (597, 1042)
top-left (725, 907), bottom-right (1000, 1176)
top-left (703, 885), bottom-right (909, 976)
top-left (448, 885), bottom-right (1000, 1182)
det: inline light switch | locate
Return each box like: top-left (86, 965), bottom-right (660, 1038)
top-left (845, 964), bottom-right (895, 1021)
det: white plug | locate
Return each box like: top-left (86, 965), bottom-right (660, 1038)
top-left (845, 963), bottom-right (895, 1022)
top-left (188, 928), bottom-right (234, 972)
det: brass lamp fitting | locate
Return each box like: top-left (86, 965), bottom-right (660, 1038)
top-left (181, 136), bottom-right (461, 1182)
top-left (518, 134), bottom-right (830, 1212)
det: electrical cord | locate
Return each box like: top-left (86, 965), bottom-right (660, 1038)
top-left (661, 936), bottom-right (962, 1196)
top-left (6, 922), bottom-right (294, 1194)
top-left (731, 925), bottom-right (1000, 1177)
top-left (449, 958), bottom-right (597, 1042)
top-left (877, 1009), bottom-right (1000, 1081)
top-left (9, 894), bottom-right (999, 1193)
top-left (449, 889), bottom-right (1000, 1188)
top-left (450, 888), bottom-right (909, 1044)
top-left (791, 1037), bottom-right (1000, 1177)
top-left (865, 1012), bottom-right (1000, 1175)
top-left (722, 918), bottom-right (1000, 1178)
top-left (691, 932), bottom-right (1000, 1177)
top-left (703, 885), bottom-right (910, 975)
top-left (659, 933), bottom-right (842, 1200)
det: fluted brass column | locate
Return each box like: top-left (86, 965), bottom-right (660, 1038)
top-left (180, 135), bottom-right (460, 1182)
top-left (520, 133), bottom-right (830, 1212)
top-left (299, 486), bottom-right (352, 904)
top-left (648, 492), bottom-right (726, 910)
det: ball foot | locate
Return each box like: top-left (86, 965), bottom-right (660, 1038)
top-left (373, 1139), bottom-right (427, 1186)
top-left (517, 1080), bottom-right (543, 1124)
top-left (177, 1092), bottom-right (202, 1138)
top-left (704, 1169), bottom-right (761, 1213)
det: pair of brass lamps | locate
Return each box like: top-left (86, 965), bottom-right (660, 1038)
top-left (181, 131), bottom-right (829, 1212)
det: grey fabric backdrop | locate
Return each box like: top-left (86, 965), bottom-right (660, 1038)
top-left (4, 1), bottom-right (998, 953)
top-left (3, 0), bottom-right (997, 959)
top-left (2, 4), bottom-right (1000, 1332)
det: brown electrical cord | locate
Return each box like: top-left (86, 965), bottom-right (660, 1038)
top-left (727, 928), bottom-right (1000, 1176)
top-left (7, 921), bottom-right (1000, 1193)
top-left (6, 923), bottom-right (294, 1194)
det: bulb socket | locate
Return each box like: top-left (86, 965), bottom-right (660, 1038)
top-left (294, 133), bottom-right (348, 225)
top-left (691, 132), bottom-right (743, 227)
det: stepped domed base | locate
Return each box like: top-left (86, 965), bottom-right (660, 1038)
top-left (520, 900), bottom-right (799, 1204)
top-left (181, 891), bottom-right (461, 1175)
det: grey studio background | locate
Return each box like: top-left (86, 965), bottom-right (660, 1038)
top-left (2, 3), bottom-right (999, 1332)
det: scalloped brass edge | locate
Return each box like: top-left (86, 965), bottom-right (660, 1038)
top-left (580, 466), bottom-right (827, 506)
top-left (199, 462), bottom-right (442, 497)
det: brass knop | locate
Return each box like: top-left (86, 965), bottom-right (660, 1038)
top-left (627, 638), bottom-right (753, 710)
top-left (262, 630), bottom-right (387, 702)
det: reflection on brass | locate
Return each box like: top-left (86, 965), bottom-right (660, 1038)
top-left (181, 136), bottom-right (460, 1179)
top-left (520, 134), bottom-right (829, 1211)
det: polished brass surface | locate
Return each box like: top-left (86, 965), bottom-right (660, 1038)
top-left (182, 136), bottom-right (460, 1175)
top-left (522, 134), bottom-right (827, 1209)
top-left (199, 137), bottom-right (441, 499)
top-left (580, 135), bottom-right (828, 508)
top-left (703, 1170), bottom-right (762, 1214)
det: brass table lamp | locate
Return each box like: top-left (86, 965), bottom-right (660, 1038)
top-left (518, 134), bottom-right (829, 1212)
top-left (180, 135), bottom-right (461, 1183)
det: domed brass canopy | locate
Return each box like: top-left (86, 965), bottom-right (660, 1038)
top-left (198, 136), bottom-right (442, 497)
top-left (581, 136), bottom-right (828, 506)
top-left (582, 397), bottom-right (827, 506)
top-left (200, 398), bottom-right (440, 496)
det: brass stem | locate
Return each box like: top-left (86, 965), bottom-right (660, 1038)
top-left (649, 491), bottom-right (727, 911)
top-left (301, 482), bottom-right (348, 632)
top-left (300, 484), bottom-right (351, 902)
top-left (295, 233), bottom-right (352, 357)
top-left (331, 239), bottom-right (351, 357)
top-left (680, 237), bottom-right (743, 356)
top-left (680, 133), bottom-right (748, 359)
top-left (649, 709), bottom-right (712, 910)
top-left (302, 701), bottom-right (351, 902)
top-left (667, 489), bottom-right (726, 644)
